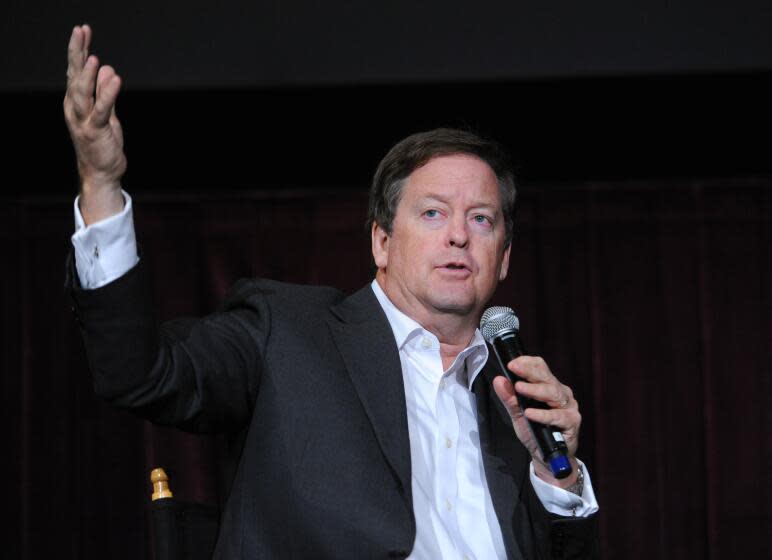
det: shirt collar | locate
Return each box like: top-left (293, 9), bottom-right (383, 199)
top-left (370, 279), bottom-right (424, 349)
top-left (370, 279), bottom-right (489, 389)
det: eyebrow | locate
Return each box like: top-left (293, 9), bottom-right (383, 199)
top-left (418, 194), bottom-right (500, 211)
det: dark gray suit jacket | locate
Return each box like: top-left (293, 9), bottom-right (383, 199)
top-left (69, 258), bottom-right (598, 559)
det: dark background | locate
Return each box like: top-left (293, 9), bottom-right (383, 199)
top-left (4, 0), bottom-right (772, 90)
top-left (2, 1), bottom-right (771, 558)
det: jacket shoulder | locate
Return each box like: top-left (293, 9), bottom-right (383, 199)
top-left (220, 278), bottom-right (347, 314)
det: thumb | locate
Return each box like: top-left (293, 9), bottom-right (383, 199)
top-left (492, 375), bottom-right (523, 420)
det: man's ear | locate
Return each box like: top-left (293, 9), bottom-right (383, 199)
top-left (498, 242), bottom-right (511, 282)
top-left (371, 222), bottom-right (390, 270)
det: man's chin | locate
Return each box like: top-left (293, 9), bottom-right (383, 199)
top-left (428, 292), bottom-right (478, 316)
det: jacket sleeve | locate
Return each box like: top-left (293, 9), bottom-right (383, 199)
top-left (67, 251), bottom-right (268, 433)
top-left (524, 476), bottom-right (600, 560)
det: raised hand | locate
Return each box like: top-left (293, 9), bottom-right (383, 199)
top-left (63, 24), bottom-right (126, 224)
top-left (492, 356), bottom-right (583, 490)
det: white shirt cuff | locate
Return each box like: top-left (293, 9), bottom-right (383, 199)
top-left (71, 189), bottom-right (139, 289)
top-left (529, 459), bottom-right (600, 517)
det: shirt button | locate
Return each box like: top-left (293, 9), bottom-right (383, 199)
top-left (445, 437), bottom-right (453, 448)
top-left (439, 379), bottom-right (446, 390)
top-left (445, 498), bottom-right (452, 511)
top-left (421, 337), bottom-right (432, 349)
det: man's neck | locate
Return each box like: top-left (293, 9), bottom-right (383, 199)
top-left (375, 273), bottom-right (479, 370)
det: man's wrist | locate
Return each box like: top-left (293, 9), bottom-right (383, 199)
top-left (563, 464), bottom-right (584, 496)
top-left (529, 459), bottom-right (599, 517)
top-left (78, 183), bottom-right (125, 226)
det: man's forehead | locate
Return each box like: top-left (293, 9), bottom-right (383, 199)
top-left (403, 154), bottom-right (501, 203)
top-left (408, 153), bottom-right (496, 181)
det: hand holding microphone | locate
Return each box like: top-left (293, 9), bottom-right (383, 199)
top-left (481, 307), bottom-right (581, 483)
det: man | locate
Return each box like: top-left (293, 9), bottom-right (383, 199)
top-left (65, 24), bottom-right (598, 559)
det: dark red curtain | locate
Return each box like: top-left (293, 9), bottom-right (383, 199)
top-left (2, 178), bottom-right (770, 559)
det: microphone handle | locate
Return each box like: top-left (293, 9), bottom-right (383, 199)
top-left (491, 331), bottom-right (573, 479)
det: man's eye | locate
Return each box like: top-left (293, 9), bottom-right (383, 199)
top-left (474, 215), bottom-right (491, 224)
top-left (424, 209), bottom-right (439, 218)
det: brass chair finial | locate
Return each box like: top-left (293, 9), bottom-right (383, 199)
top-left (150, 467), bottom-right (174, 501)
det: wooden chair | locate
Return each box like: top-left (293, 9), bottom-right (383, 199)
top-left (149, 468), bottom-right (220, 560)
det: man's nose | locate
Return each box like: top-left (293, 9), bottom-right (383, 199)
top-left (448, 216), bottom-right (469, 248)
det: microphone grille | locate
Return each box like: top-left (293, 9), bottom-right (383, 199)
top-left (480, 306), bottom-right (520, 342)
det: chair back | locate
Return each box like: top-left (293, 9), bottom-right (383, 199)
top-left (150, 468), bottom-right (219, 560)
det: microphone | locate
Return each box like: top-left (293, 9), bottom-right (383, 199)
top-left (480, 306), bottom-right (573, 479)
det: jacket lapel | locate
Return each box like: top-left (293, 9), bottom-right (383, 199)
top-left (474, 357), bottom-right (529, 560)
top-left (329, 286), bottom-right (535, 557)
top-left (327, 285), bottom-right (413, 510)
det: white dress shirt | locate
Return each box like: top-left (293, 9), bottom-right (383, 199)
top-left (370, 281), bottom-right (598, 559)
top-left (71, 191), bottom-right (138, 289)
top-left (71, 190), bottom-right (599, 559)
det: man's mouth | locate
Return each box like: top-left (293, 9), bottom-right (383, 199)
top-left (438, 262), bottom-right (472, 276)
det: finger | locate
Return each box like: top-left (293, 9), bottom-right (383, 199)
top-left (75, 24), bottom-right (91, 71)
top-left (95, 62), bottom-right (113, 100)
top-left (67, 26), bottom-right (85, 81)
top-left (524, 406), bottom-right (581, 431)
top-left (507, 355), bottom-right (555, 384)
top-left (70, 55), bottom-right (98, 118)
top-left (93, 67), bottom-right (120, 127)
top-left (492, 376), bottom-right (524, 419)
top-left (514, 380), bottom-right (574, 408)
top-left (82, 24), bottom-right (92, 60)
top-left (79, 54), bottom-right (99, 96)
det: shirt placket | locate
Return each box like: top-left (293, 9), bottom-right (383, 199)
top-left (435, 357), bottom-right (467, 557)
top-left (409, 334), bottom-right (457, 558)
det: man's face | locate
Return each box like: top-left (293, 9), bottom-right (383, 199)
top-left (372, 154), bottom-right (511, 320)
